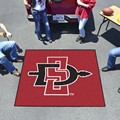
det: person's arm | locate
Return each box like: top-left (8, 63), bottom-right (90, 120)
top-left (23, 0), bottom-right (31, 9)
top-left (77, 0), bottom-right (89, 8)
top-left (87, 0), bottom-right (96, 9)
top-left (0, 23), bottom-right (12, 38)
top-left (48, 0), bottom-right (52, 4)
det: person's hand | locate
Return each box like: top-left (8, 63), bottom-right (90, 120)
top-left (77, 0), bottom-right (83, 6)
top-left (77, 0), bottom-right (89, 8)
top-left (24, 2), bottom-right (31, 9)
top-left (48, 0), bottom-right (52, 4)
top-left (6, 31), bottom-right (12, 38)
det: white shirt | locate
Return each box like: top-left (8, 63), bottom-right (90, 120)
top-left (33, 0), bottom-right (46, 11)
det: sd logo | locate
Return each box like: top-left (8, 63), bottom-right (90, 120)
top-left (28, 57), bottom-right (92, 96)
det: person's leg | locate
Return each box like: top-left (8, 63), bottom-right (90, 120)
top-left (78, 17), bottom-right (88, 38)
top-left (0, 53), bottom-right (16, 73)
top-left (76, 17), bottom-right (88, 43)
top-left (0, 56), bottom-right (20, 76)
top-left (31, 9), bottom-right (43, 40)
top-left (102, 47), bottom-right (120, 72)
top-left (107, 47), bottom-right (120, 68)
top-left (41, 9), bottom-right (52, 42)
top-left (1, 41), bottom-right (18, 61)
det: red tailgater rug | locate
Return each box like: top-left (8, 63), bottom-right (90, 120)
top-left (15, 50), bottom-right (105, 107)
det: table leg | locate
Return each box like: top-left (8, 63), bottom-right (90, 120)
top-left (97, 17), bottom-right (108, 36)
top-left (106, 20), bottom-right (110, 30)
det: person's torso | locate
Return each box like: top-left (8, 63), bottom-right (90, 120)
top-left (31, 0), bottom-right (46, 11)
top-left (75, 0), bottom-right (95, 18)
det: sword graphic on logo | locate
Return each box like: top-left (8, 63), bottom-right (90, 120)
top-left (28, 56), bottom-right (92, 96)
top-left (28, 64), bottom-right (92, 86)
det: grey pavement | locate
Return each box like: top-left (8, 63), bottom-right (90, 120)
top-left (0, 0), bottom-right (120, 120)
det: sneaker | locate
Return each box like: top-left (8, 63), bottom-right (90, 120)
top-left (101, 66), bottom-right (115, 72)
top-left (38, 37), bottom-right (44, 41)
top-left (12, 70), bottom-right (21, 77)
top-left (43, 36), bottom-right (52, 43)
top-left (79, 37), bottom-right (85, 44)
top-left (12, 59), bottom-right (23, 63)
top-left (13, 56), bottom-right (24, 63)
top-left (76, 36), bottom-right (81, 42)
top-left (16, 59), bottom-right (23, 63)
top-left (49, 40), bottom-right (52, 43)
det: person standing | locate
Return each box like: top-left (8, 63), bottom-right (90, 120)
top-left (23, 0), bottom-right (52, 43)
top-left (75, 0), bottom-right (96, 43)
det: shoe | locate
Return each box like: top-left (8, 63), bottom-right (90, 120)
top-left (49, 40), bottom-right (52, 43)
top-left (79, 37), bottom-right (85, 44)
top-left (38, 37), bottom-right (44, 41)
top-left (13, 58), bottom-right (23, 63)
top-left (12, 70), bottom-right (21, 77)
top-left (16, 59), bottom-right (23, 63)
top-left (43, 36), bottom-right (52, 43)
top-left (76, 36), bottom-right (81, 42)
top-left (101, 66), bottom-right (115, 72)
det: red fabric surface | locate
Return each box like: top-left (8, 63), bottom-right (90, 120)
top-left (15, 50), bottom-right (105, 107)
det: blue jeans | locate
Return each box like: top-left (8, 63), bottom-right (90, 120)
top-left (31, 9), bottom-right (51, 40)
top-left (78, 17), bottom-right (88, 38)
top-left (107, 47), bottom-right (120, 68)
top-left (0, 41), bottom-right (17, 73)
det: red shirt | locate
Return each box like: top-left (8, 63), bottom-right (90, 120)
top-left (75, 0), bottom-right (96, 18)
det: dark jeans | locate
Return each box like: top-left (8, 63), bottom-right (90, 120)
top-left (31, 9), bottom-right (51, 40)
